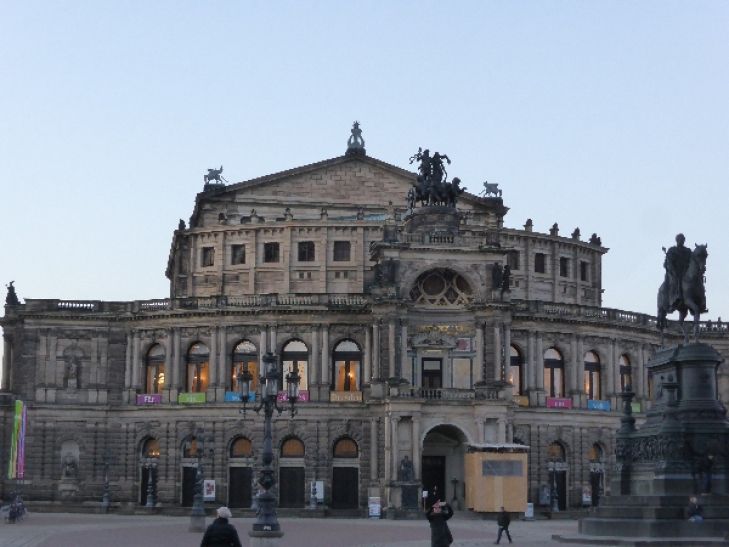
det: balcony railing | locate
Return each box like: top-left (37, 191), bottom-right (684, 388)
top-left (394, 387), bottom-right (476, 400)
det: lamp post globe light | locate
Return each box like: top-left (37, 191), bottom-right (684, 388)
top-left (237, 351), bottom-right (300, 545)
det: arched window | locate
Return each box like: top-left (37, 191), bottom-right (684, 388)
top-left (332, 340), bottom-right (362, 392)
top-left (587, 443), bottom-right (603, 463)
top-left (145, 344), bottom-right (166, 394)
top-left (543, 348), bottom-right (565, 398)
top-left (230, 437), bottom-right (253, 458)
top-left (584, 351), bottom-right (601, 400)
top-left (141, 437), bottom-right (160, 458)
top-left (281, 437), bottom-right (305, 458)
top-left (619, 354), bottom-right (632, 392)
top-left (232, 340), bottom-right (258, 393)
top-left (282, 340), bottom-right (308, 392)
top-left (547, 442), bottom-right (566, 462)
top-left (333, 438), bottom-right (358, 458)
top-left (186, 343), bottom-right (209, 393)
top-left (509, 345), bottom-right (524, 396)
top-left (409, 268), bottom-right (473, 306)
top-left (182, 436), bottom-right (199, 458)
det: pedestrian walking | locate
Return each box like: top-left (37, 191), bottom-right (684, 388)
top-left (200, 506), bottom-right (242, 547)
top-left (495, 506), bottom-right (512, 544)
top-left (426, 500), bottom-right (453, 546)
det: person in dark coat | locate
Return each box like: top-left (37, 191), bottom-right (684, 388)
top-left (495, 506), bottom-right (512, 543)
top-left (426, 500), bottom-right (454, 547)
top-left (200, 506), bottom-right (242, 547)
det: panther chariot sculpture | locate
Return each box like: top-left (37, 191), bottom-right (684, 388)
top-left (656, 233), bottom-right (708, 345)
top-left (204, 165), bottom-right (228, 185)
top-left (407, 147), bottom-right (465, 209)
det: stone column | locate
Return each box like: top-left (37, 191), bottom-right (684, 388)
top-left (131, 332), bottom-right (141, 390)
top-left (171, 328), bottom-right (181, 395)
top-left (475, 323), bottom-right (484, 384)
top-left (209, 327), bottom-right (218, 387)
top-left (164, 329), bottom-right (173, 402)
top-left (391, 416), bottom-right (400, 483)
top-left (570, 334), bottom-right (579, 395)
top-left (384, 416), bottom-right (392, 482)
top-left (310, 325), bottom-right (319, 385)
top-left (576, 336), bottom-right (584, 399)
top-left (269, 324), bottom-right (277, 355)
top-left (1, 335), bottom-right (10, 391)
top-left (400, 322), bottom-right (409, 383)
top-left (124, 332), bottom-right (133, 390)
top-left (493, 324), bottom-right (502, 381)
top-left (535, 333), bottom-right (544, 390)
top-left (607, 339), bottom-right (617, 398)
top-left (503, 324), bottom-right (511, 381)
top-left (218, 326), bottom-right (227, 390)
top-left (321, 325), bottom-right (329, 386)
top-left (372, 322), bottom-right (380, 379)
top-left (259, 327), bottom-right (267, 358)
top-left (412, 418), bottom-right (421, 480)
top-left (364, 326), bottom-right (372, 383)
top-left (388, 320), bottom-right (396, 379)
top-left (370, 418), bottom-right (378, 481)
top-left (526, 331), bottom-right (536, 391)
top-left (637, 344), bottom-right (647, 399)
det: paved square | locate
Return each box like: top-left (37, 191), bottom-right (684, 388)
top-left (1, 512), bottom-right (582, 547)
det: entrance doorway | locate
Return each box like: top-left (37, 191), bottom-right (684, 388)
top-left (421, 424), bottom-right (468, 509)
top-left (229, 467), bottom-right (252, 508)
top-left (279, 467), bottom-right (305, 507)
top-left (332, 467), bottom-right (358, 508)
top-left (422, 358), bottom-right (442, 389)
top-left (181, 466), bottom-right (196, 507)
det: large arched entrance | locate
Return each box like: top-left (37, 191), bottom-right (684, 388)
top-left (421, 425), bottom-right (468, 509)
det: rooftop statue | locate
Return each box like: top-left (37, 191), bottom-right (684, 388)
top-left (204, 165), bottom-right (227, 185)
top-left (657, 233), bottom-right (708, 344)
top-left (5, 281), bottom-right (19, 306)
top-left (480, 181), bottom-right (502, 198)
top-left (346, 121), bottom-right (366, 155)
top-left (407, 147), bottom-right (464, 209)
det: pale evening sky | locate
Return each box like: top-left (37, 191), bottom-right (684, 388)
top-left (1, 2), bottom-right (728, 348)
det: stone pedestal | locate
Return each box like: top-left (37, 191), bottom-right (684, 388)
top-left (249, 530), bottom-right (284, 547)
top-left (579, 343), bottom-right (729, 541)
top-left (188, 514), bottom-right (206, 532)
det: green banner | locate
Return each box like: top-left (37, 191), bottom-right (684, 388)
top-left (631, 401), bottom-right (641, 413)
top-left (178, 392), bottom-right (206, 404)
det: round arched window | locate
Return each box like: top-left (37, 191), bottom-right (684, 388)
top-left (410, 268), bottom-right (473, 306)
top-left (232, 340), bottom-right (258, 393)
top-left (281, 438), bottom-right (305, 458)
top-left (145, 344), bottom-right (166, 394)
top-left (230, 437), bottom-right (253, 458)
top-left (544, 348), bottom-right (564, 398)
top-left (332, 340), bottom-right (362, 392)
top-left (186, 343), bottom-right (209, 393)
top-left (333, 438), bottom-right (358, 458)
top-left (142, 438), bottom-right (160, 458)
top-left (619, 354), bottom-right (632, 392)
top-left (282, 340), bottom-right (308, 392)
top-left (584, 351), bottom-right (601, 400)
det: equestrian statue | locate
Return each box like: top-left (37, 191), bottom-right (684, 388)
top-left (657, 233), bottom-right (708, 344)
top-left (204, 165), bottom-right (228, 184)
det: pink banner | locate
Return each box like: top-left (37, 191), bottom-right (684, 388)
top-left (277, 390), bottom-right (309, 403)
top-left (546, 397), bottom-right (572, 409)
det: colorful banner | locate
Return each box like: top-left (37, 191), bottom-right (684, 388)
top-left (587, 399), bottom-right (611, 411)
top-left (136, 394), bottom-right (162, 405)
top-left (546, 397), bottom-right (572, 409)
top-left (329, 391), bottom-right (363, 402)
top-left (276, 390), bottom-right (309, 403)
top-left (178, 392), bottom-right (206, 404)
top-left (224, 391), bottom-right (256, 403)
top-left (7, 400), bottom-right (26, 479)
top-left (631, 401), bottom-right (642, 413)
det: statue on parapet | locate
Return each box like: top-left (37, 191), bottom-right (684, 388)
top-left (346, 121), bottom-right (366, 154)
top-left (657, 233), bottom-right (708, 344)
top-left (398, 455), bottom-right (414, 482)
top-left (5, 281), bottom-right (19, 306)
top-left (480, 180), bottom-right (502, 198)
top-left (408, 147), bottom-right (464, 208)
top-left (204, 165), bottom-right (228, 184)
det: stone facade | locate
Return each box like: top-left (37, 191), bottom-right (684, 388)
top-left (2, 148), bottom-right (728, 514)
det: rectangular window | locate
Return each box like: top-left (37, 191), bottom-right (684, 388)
top-left (333, 241), bottom-right (351, 262)
top-left (580, 261), bottom-right (589, 281)
top-left (146, 365), bottom-right (165, 394)
top-left (559, 257), bottom-right (570, 277)
top-left (534, 252), bottom-right (546, 273)
top-left (231, 244), bottom-right (246, 265)
top-left (297, 241), bottom-right (315, 262)
top-left (544, 365), bottom-right (564, 398)
top-left (264, 242), bottom-right (280, 263)
top-left (202, 247), bottom-right (215, 267)
top-left (334, 360), bottom-right (360, 391)
top-left (584, 369), bottom-right (601, 399)
top-left (507, 251), bottom-right (520, 271)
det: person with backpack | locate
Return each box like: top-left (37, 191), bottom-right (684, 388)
top-left (495, 506), bottom-right (512, 544)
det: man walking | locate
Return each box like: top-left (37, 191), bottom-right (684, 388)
top-left (495, 506), bottom-right (512, 544)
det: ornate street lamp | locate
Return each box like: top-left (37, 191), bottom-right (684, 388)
top-left (189, 431), bottom-right (213, 532)
top-left (237, 351), bottom-right (300, 544)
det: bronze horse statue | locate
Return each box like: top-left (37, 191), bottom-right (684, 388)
top-left (204, 165), bottom-right (227, 184)
top-left (657, 243), bottom-right (708, 344)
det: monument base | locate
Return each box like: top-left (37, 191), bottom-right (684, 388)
top-left (188, 514), bottom-right (206, 532)
top-left (249, 530), bottom-right (284, 547)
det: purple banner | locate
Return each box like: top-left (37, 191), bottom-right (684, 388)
top-left (136, 394), bottom-right (162, 405)
top-left (276, 390), bottom-right (309, 403)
